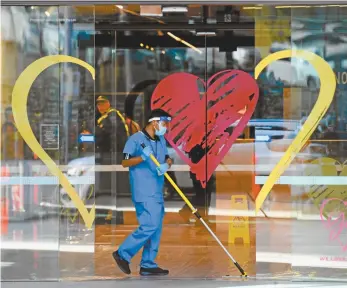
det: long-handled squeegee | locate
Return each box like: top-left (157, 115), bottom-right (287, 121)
top-left (141, 143), bottom-right (248, 277)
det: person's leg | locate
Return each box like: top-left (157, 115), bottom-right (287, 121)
top-left (117, 201), bottom-right (163, 263)
top-left (140, 202), bottom-right (165, 268)
top-left (179, 172), bottom-right (202, 222)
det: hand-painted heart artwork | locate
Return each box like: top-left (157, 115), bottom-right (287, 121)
top-left (151, 70), bottom-right (259, 187)
top-left (320, 198), bottom-right (347, 252)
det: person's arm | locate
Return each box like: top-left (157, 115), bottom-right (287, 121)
top-left (121, 138), bottom-right (153, 168)
top-left (122, 155), bottom-right (143, 168)
top-left (121, 136), bottom-right (138, 168)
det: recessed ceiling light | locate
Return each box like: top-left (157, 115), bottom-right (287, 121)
top-left (196, 31), bottom-right (216, 36)
top-left (162, 6), bottom-right (188, 13)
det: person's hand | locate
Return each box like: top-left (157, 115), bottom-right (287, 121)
top-left (141, 146), bottom-right (153, 161)
top-left (156, 163), bottom-right (169, 176)
top-left (166, 158), bottom-right (173, 168)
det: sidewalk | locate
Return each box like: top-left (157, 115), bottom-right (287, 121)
top-left (2, 280), bottom-right (347, 288)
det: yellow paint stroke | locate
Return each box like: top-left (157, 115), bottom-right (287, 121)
top-left (62, 184), bottom-right (95, 224)
top-left (12, 55), bottom-right (96, 228)
top-left (254, 49), bottom-right (336, 212)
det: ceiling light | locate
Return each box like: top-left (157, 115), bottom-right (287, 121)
top-left (162, 51), bottom-right (165, 54)
top-left (275, 5), bottom-right (310, 9)
top-left (243, 6), bottom-right (262, 10)
top-left (140, 43), bottom-right (144, 47)
top-left (162, 6), bottom-right (188, 13)
top-left (150, 47), bottom-right (154, 51)
top-left (116, 5), bottom-right (124, 9)
top-left (146, 45), bottom-right (149, 49)
top-left (196, 31), bottom-right (216, 37)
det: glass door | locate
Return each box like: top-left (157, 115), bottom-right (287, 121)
top-left (1, 5), bottom-right (96, 280)
top-left (91, 4), bottom-right (258, 278)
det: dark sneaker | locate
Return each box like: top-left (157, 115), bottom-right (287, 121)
top-left (112, 250), bottom-right (131, 275)
top-left (140, 267), bottom-right (169, 276)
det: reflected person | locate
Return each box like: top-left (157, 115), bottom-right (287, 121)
top-left (179, 144), bottom-right (216, 227)
top-left (95, 95), bottom-right (120, 223)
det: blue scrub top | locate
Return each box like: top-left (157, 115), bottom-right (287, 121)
top-left (123, 131), bottom-right (168, 203)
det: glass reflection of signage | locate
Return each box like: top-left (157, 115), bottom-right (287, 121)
top-left (336, 71), bottom-right (347, 85)
top-left (40, 124), bottom-right (59, 150)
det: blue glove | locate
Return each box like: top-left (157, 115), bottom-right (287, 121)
top-left (141, 146), bottom-right (153, 161)
top-left (156, 163), bottom-right (169, 176)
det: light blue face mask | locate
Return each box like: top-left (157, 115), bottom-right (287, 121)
top-left (155, 121), bottom-right (167, 136)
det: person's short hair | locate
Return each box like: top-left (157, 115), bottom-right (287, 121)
top-left (147, 109), bottom-right (172, 123)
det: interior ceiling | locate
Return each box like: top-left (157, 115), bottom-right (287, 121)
top-left (75, 5), bottom-right (254, 22)
top-left (74, 4), bottom-right (347, 50)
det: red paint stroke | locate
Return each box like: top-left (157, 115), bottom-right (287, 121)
top-left (151, 70), bottom-right (259, 187)
top-left (320, 198), bottom-right (347, 252)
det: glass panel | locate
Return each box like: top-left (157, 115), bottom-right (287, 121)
top-left (1, 5), bottom-right (61, 280)
top-left (290, 5), bottom-right (347, 280)
top-left (92, 5), bottom-right (212, 278)
top-left (1, 5), bottom-right (96, 281)
top-left (205, 5), bottom-right (257, 278)
top-left (2, 3), bottom-right (346, 283)
top-left (253, 6), bottom-right (294, 279)
top-left (57, 6), bottom-right (95, 279)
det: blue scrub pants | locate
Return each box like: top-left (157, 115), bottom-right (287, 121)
top-left (118, 200), bottom-right (165, 268)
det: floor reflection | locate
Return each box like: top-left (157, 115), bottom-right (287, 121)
top-left (94, 216), bottom-right (256, 279)
top-left (2, 210), bottom-right (347, 281)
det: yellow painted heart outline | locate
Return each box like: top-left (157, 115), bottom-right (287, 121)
top-left (12, 56), bottom-right (95, 228)
top-left (254, 50), bottom-right (336, 212)
top-left (11, 50), bottom-right (336, 227)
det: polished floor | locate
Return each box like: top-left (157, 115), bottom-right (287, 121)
top-left (3, 280), bottom-right (347, 288)
top-left (2, 192), bottom-right (347, 282)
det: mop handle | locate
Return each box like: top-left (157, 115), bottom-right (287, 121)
top-left (141, 143), bottom-right (197, 214)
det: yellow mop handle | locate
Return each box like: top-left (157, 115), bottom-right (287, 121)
top-left (148, 153), bottom-right (197, 213)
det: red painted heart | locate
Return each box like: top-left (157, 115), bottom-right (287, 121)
top-left (151, 70), bottom-right (259, 187)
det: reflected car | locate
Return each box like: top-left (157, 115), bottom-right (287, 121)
top-left (185, 48), bottom-right (227, 73)
top-left (266, 43), bottom-right (321, 90)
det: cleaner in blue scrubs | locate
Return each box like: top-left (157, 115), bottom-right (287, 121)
top-left (113, 109), bottom-right (173, 276)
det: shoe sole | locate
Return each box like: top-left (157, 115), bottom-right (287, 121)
top-left (112, 252), bottom-right (131, 275)
top-left (140, 272), bottom-right (169, 276)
